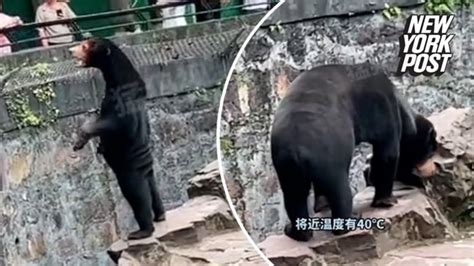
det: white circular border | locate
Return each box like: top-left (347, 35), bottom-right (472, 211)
top-left (215, 1), bottom-right (287, 266)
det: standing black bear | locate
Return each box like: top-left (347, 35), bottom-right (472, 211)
top-left (271, 63), bottom-right (438, 242)
top-left (69, 37), bottom-right (165, 240)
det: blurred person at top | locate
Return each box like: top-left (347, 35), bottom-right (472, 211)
top-left (158, 0), bottom-right (187, 28)
top-left (242, 0), bottom-right (269, 14)
top-left (35, 0), bottom-right (77, 47)
top-left (0, 1), bottom-right (23, 56)
top-left (195, 0), bottom-right (221, 22)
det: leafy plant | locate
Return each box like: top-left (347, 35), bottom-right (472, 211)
top-left (220, 137), bottom-right (235, 156)
top-left (425, 0), bottom-right (471, 15)
top-left (383, 4), bottom-right (403, 20)
top-left (6, 63), bottom-right (59, 128)
top-left (30, 63), bottom-right (52, 79)
top-left (269, 20), bottom-right (285, 33)
top-left (6, 92), bottom-right (42, 128)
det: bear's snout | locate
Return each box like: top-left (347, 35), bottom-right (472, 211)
top-left (69, 45), bottom-right (86, 66)
top-left (414, 159), bottom-right (437, 178)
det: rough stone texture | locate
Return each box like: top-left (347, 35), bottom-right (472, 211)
top-left (153, 195), bottom-right (238, 246)
top-left (425, 108), bottom-right (474, 228)
top-left (0, 84), bottom-right (222, 264)
top-left (112, 231), bottom-right (267, 266)
top-left (220, 1), bottom-right (473, 243)
top-left (371, 238), bottom-right (474, 266)
top-left (187, 161), bottom-right (226, 200)
top-left (357, 239), bottom-right (474, 266)
top-left (108, 187), bottom-right (264, 265)
top-left (168, 231), bottom-right (265, 265)
top-left (0, 15), bottom-right (259, 266)
top-left (258, 184), bottom-right (458, 265)
top-left (265, 0), bottom-right (425, 25)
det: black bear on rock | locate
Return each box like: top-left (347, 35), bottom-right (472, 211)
top-left (69, 38), bottom-right (165, 240)
top-left (270, 63), bottom-right (438, 242)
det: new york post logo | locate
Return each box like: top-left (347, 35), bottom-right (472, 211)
top-left (397, 14), bottom-right (455, 76)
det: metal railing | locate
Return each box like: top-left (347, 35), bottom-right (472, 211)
top-left (0, 1), bottom-right (278, 51)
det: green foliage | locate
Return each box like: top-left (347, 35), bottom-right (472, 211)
top-left (383, 4), bottom-right (403, 20)
top-left (30, 63), bottom-right (52, 79)
top-left (425, 0), bottom-right (471, 15)
top-left (269, 20), bottom-right (285, 34)
top-left (6, 92), bottom-right (42, 128)
top-left (194, 86), bottom-right (211, 102)
top-left (33, 83), bottom-right (55, 104)
top-left (5, 63), bottom-right (60, 129)
top-left (220, 137), bottom-right (235, 156)
top-left (382, 0), bottom-right (471, 21)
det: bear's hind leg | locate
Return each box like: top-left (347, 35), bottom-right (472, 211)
top-left (313, 183), bottom-right (329, 213)
top-left (370, 143), bottom-right (400, 208)
top-left (275, 164), bottom-right (312, 242)
top-left (282, 183), bottom-right (312, 242)
top-left (117, 174), bottom-right (154, 240)
top-left (147, 172), bottom-right (166, 222)
top-left (322, 170), bottom-right (354, 236)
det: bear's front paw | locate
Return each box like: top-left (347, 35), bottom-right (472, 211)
top-left (371, 196), bottom-right (398, 208)
top-left (284, 223), bottom-right (312, 242)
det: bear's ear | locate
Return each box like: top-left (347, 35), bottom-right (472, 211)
top-left (106, 48), bottom-right (111, 56)
top-left (428, 126), bottom-right (436, 141)
top-left (426, 126), bottom-right (438, 152)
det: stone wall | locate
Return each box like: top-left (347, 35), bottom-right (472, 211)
top-left (220, 0), bottom-right (473, 242)
top-left (0, 14), bottom-right (262, 265)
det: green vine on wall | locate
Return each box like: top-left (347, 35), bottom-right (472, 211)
top-left (383, 4), bottom-right (403, 21)
top-left (425, 0), bottom-right (472, 15)
top-left (6, 91), bottom-right (42, 128)
top-left (269, 20), bottom-right (285, 34)
top-left (30, 63), bottom-right (52, 78)
top-left (383, 0), bottom-right (472, 21)
top-left (5, 63), bottom-right (60, 129)
top-left (220, 137), bottom-right (235, 156)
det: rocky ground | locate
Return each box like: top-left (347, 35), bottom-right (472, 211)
top-left (259, 185), bottom-right (473, 265)
top-left (257, 108), bottom-right (474, 265)
top-left (107, 161), bottom-right (266, 266)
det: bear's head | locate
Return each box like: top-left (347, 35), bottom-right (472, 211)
top-left (400, 114), bottom-right (438, 180)
top-left (69, 37), bottom-right (118, 68)
top-left (412, 115), bottom-right (438, 176)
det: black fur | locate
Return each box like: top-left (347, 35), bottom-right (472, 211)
top-left (396, 115), bottom-right (437, 187)
top-left (195, 0), bottom-right (221, 22)
top-left (73, 38), bottom-right (165, 240)
top-left (270, 63), bottom-right (437, 242)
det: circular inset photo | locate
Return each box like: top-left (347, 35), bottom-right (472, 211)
top-left (218, 0), bottom-right (473, 265)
